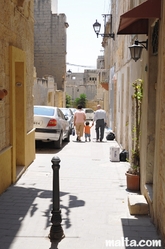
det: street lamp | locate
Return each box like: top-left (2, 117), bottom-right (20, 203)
top-left (67, 69), bottom-right (72, 75)
top-left (129, 39), bottom-right (148, 62)
top-left (93, 14), bottom-right (115, 40)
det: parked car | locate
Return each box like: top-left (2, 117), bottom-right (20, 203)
top-left (59, 108), bottom-right (74, 134)
top-left (33, 105), bottom-right (70, 149)
top-left (83, 108), bottom-right (94, 121)
top-left (70, 108), bottom-right (77, 114)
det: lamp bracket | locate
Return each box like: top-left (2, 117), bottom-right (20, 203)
top-left (100, 33), bottom-right (115, 40)
top-left (135, 39), bottom-right (148, 50)
top-left (93, 14), bottom-right (115, 40)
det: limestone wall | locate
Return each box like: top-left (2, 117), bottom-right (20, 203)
top-left (153, 0), bottom-right (165, 241)
top-left (0, 0), bottom-right (35, 193)
top-left (33, 76), bottom-right (57, 106)
top-left (0, 0), bottom-right (34, 151)
top-left (34, 0), bottom-right (67, 90)
top-left (109, 0), bottom-right (165, 244)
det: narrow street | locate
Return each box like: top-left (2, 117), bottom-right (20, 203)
top-left (0, 126), bottom-right (163, 249)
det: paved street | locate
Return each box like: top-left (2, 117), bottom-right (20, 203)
top-left (0, 126), bottom-right (163, 249)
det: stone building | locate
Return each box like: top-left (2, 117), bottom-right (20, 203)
top-left (65, 57), bottom-right (107, 111)
top-left (34, 0), bottom-right (68, 92)
top-left (66, 69), bottom-right (103, 109)
top-left (103, 0), bottom-right (165, 243)
top-left (0, 0), bottom-right (35, 194)
top-left (33, 72), bottom-right (64, 107)
top-left (33, 74), bottom-right (57, 106)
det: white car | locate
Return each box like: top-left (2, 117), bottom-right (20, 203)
top-left (59, 108), bottom-right (74, 134)
top-left (83, 108), bottom-right (94, 121)
top-left (33, 105), bottom-right (70, 149)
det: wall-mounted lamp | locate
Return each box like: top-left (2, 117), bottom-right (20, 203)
top-left (67, 69), bottom-right (72, 75)
top-left (129, 39), bottom-right (148, 62)
top-left (66, 69), bottom-right (72, 78)
top-left (93, 14), bottom-right (115, 40)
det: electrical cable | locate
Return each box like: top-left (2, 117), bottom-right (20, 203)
top-left (66, 62), bottom-right (95, 68)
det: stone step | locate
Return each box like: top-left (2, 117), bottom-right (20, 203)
top-left (128, 194), bottom-right (149, 215)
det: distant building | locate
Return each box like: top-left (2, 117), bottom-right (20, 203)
top-left (66, 70), bottom-right (98, 102)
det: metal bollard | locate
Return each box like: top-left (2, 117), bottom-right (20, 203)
top-left (49, 156), bottom-right (65, 242)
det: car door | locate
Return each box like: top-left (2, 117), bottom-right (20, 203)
top-left (57, 108), bottom-right (68, 138)
top-left (69, 109), bottom-right (74, 129)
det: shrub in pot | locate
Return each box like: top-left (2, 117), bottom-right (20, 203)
top-left (126, 79), bottom-right (143, 191)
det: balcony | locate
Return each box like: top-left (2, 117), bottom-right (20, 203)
top-left (98, 70), bottom-right (109, 91)
top-left (101, 81), bottom-right (108, 90)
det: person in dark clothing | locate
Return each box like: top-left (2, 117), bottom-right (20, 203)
top-left (93, 105), bottom-right (106, 142)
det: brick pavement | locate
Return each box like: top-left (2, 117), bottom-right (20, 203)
top-left (0, 126), bottom-right (163, 249)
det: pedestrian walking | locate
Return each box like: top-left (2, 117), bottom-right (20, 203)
top-left (84, 121), bottom-right (93, 142)
top-left (93, 104), bottom-right (106, 142)
top-left (74, 105), bottom-right (86, 142)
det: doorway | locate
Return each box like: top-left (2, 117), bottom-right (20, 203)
top-left (15, 62), bottom-right (26, 178)
top-left (10, 46), bottom-right (26, 181)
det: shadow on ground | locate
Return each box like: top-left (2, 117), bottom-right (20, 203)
top-left (0, 183), bottom-right (85, 249)
top-left (121, 217), bottom-right (163, 249)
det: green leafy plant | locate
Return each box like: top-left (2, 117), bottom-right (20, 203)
top-left (74, 94), bottom-right (87, 108)
top-left (129, 78), bottom-right (143, 174)
top-left (66, 94), bottom-right (72, 108)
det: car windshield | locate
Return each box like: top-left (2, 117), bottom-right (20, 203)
top-left (34, 107), bottom-right (55, 116)
top-left (70, 108), bottom-right (76, 114)
top-left (85, 109), bottom-right (93, 113)
top-left (60, 108), bottom-right (70, 116)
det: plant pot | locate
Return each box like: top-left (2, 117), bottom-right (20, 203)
top-left (125, 172), bottom-right (140, 191)
top-left (0, 90), bottom-right (5, 100)
top-left (0, 89), bottom-right (8, 100)
top-left (101, 82), bottom-right (108, 91)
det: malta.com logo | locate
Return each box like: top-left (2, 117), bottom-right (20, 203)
top-left (105, 237), bottom-right (162, 247)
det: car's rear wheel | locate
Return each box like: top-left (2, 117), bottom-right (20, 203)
top-left (65, 131), bottom-right (70, 142)
top-left (54, 133), bottom-right (63, 149)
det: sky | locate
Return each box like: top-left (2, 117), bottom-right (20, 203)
top-left (55, 0), bottom-right (111, 73)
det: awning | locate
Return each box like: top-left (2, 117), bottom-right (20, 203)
top-left (117, 0), bottom-right (161, 35)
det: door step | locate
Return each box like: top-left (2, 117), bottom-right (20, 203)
top-left (128, 194), bottom-right (149, 215)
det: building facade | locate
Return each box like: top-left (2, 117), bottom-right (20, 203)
top-left (34, 0), bottom-right (68, 91)
top-left (65, 69), bottom-right (106, 110)
top-left (65, 57), bottom-right (108, 111)
top-left (0, 0), bottom-right (35, 194)
top-left (33, 72), bottom-right (64, 107)
top-left (103, 0), bottom-right (165, 243)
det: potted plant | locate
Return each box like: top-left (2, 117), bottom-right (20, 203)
top-left (126, 79), bottom-right (143, 191)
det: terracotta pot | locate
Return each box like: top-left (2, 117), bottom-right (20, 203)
top-left (101, 82), bottom-right (108, 91)
top-left (125, 172), bottom-right (140, 191)
top-left (0, 90), bottom-right (5, 100)
top-left (0, 89), bottom-right (8, 100)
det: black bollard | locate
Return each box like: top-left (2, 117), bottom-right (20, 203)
top-left (49, 156), bottom-right (65, 242)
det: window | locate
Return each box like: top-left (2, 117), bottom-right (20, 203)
top-left (34, 107), bottom-right (54, 116)
top-left (152, 21), bottom-right (159, 55)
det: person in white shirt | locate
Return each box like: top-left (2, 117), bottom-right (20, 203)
top-left (93, 105), bottom-right (106, 142)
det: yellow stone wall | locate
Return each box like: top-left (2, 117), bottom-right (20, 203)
top-left (0, 0), bottom-right (35, 194)
top-left (0, 147), bottom-right (12, 193)
top-left (55, 90), bottom-right (64, 107)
